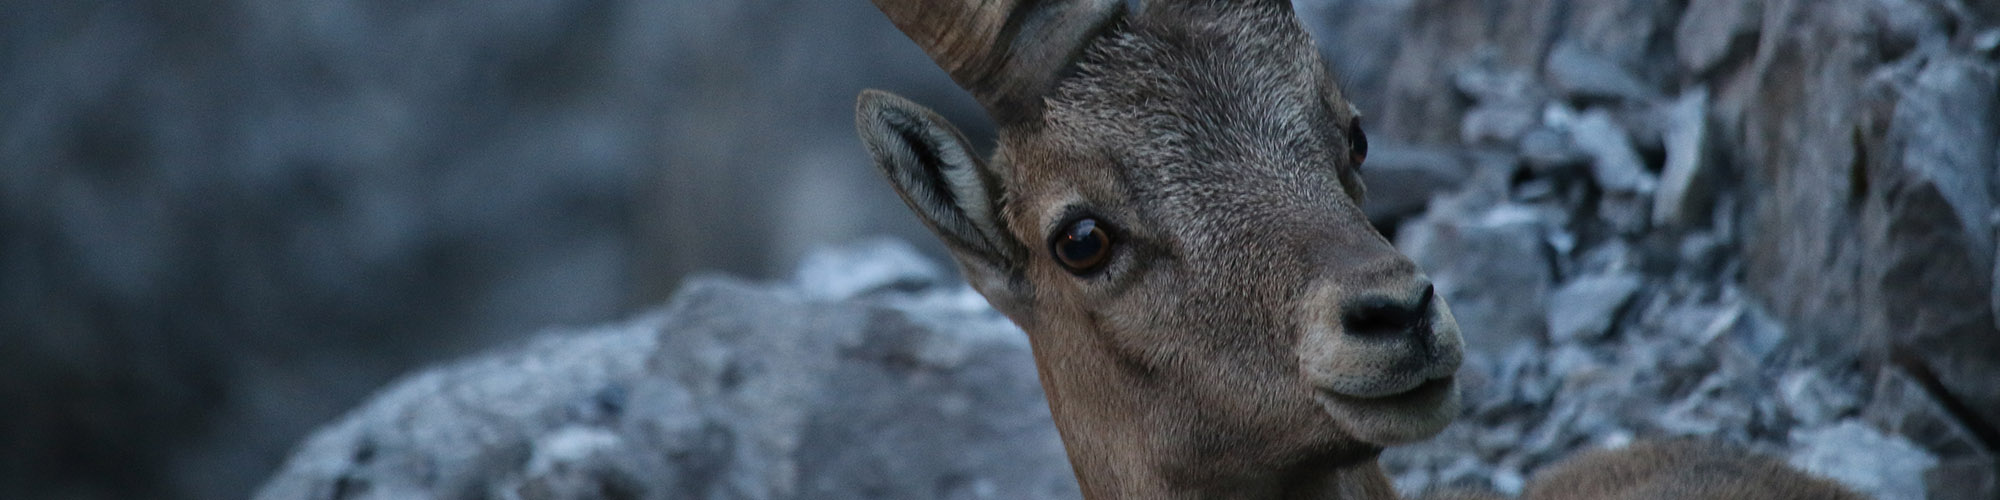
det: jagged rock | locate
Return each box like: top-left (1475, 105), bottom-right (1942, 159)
top-left (1518, 127), bottom-right (1589, 175)
top-left (1597, 193), bottom-right (1654, 237)
top-left (1976, 28), bottom-right (2000, 56)
top-left (256, 241), bottom-right (1078, 500)
top-left (792, 238), bottom-right (943, 300)
top-left (1927, 458), bottom-right (2000, 500)
top-left (1859, 54), bottom-right (2000, 435)
top-left (1461, 103), bottom-right (1541, 146)
top-left (1557, 108), bottom-right (1658, 195)
top-left (1725, 0), bottom-right (2000, 441)
top-left (1862, 368), bottom-right (1993, 466)
top-left (1454, 63), bottom-right (1542, 105)
top-left (1545, 43), bottom-right (1656, 103)
top-left (1652, 89), bottom-right (1717, 229)
top-left (1778, 369), bottom-right (1860, 428)
top-left (1788, 421), bottom-right (1938, 500)
top-left (1674, 0), bottom-right (1762, 75)
top-left (1359, 146), bottom-right (1472, 226)
top-left (1545, 273), bottom-right (1643, 344)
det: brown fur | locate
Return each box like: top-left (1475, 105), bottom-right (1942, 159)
top-left (1518, 441), bottom-right (1866, 500)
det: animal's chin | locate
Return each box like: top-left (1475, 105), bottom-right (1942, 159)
top-left (1314, 376), bottom-right (1460, 445)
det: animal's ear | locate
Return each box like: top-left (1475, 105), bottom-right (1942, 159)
top-left (855, 90), bottom-right (1025, 280)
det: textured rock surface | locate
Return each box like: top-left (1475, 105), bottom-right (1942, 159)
top-left (0, 2), bottom-right (978, 498)
top-left (256, 240), bottom-right (1077, 500)
top-left (1348, 0), bottom-right (1998, 498)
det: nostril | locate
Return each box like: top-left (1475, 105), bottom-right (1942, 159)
top-left (1341, 285), bottom-right (1435, 338)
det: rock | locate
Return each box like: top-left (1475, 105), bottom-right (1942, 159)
top-left (1545, 273), bottom-right (1643, 344)
top-left (1545, 43), bottom-right (1656, 103)
top-left (1674, 0), bottom-right (1762, 74)
top-left (1597, 192), bottom-right (1654, 237)
top-left (256, 244), bottom-right (1077, 500)
top-left (1975, 29), bottom-right (2000, 56)
top-left (1359, 145), bottom-right (1472, 225)
top-left (1652, 89), bottom-right (1717, 230)
top-left (1674, 231), bottom-right (1728, 278)
top-left (1858, 54), bottom-right (2000, 435)
top-left (1788, 421), bottom-right (1938, 500)
top-left (1778, 369), bottom-right (1860, 428)
top-left (1461, 102), bottom-right (1541, 145)
top-left (1454, 64), bottom-right (1541, 105)
top-left (1926, 458), bottom-right (2000, 500)
top-left (1862, 368), bottom-right (1992, 464)
top-left (1518, 127), bottom-right (1589, 175)
top-left (792, 238), bottom-right (942, 300)
top-left (1729, 1), bottom-right (2000, 440)
top-left (1397, 199), bottom-right (1555, 352)
top-left (1655, 373), bottom-right (1755, 440)
top-left (1559, 109), bottom-right (1658, 194)
top-left (2, 2), bottom-right (997, 498)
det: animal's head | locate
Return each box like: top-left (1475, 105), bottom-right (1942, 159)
top-left (855, 0), bottom-right (1463, 475)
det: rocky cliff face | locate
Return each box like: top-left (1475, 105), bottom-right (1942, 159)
top-left (1327, 0), bottom-right (1999, 497)
top-left (256, 241), bottom-right (1077, 500)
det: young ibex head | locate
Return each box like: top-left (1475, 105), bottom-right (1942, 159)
top-left (857, 0), bottom-right (1464, 494)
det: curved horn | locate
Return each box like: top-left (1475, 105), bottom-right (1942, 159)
top-left (870, 0), bottom-right (1124, 124)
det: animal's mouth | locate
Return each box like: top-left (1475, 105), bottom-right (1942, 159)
top-left (1321, 375), bottom-right (1455, 405)
top-left (1311, 374), bottom-right (1460, 445)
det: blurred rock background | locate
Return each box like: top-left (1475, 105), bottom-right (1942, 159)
top-left (2, 0), bottom-right (1995, 499)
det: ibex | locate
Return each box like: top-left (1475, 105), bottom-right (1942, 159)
top-left (855, 0), bottom-right (1457, 496)
top-left (851, 0), bottom-right (1864, 498)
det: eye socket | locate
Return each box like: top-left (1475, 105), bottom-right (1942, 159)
top-left (1346, 118), bottom-right (1368, 167)
top-left (1050, 218), bottom-right (1113, 274)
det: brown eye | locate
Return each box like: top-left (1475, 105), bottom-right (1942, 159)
top-left (1347, 118), bottom-right (1368, 167)
top-left (1051, 218), bottom-right (1113, 274)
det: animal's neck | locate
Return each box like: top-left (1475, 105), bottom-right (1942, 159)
top-left (1022, 327), bottom-right (1402, 500)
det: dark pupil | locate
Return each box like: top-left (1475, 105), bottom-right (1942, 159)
top-left (1059, 219), bottom-right (1104, 265)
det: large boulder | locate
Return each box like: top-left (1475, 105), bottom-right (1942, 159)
top-left (1726, 0), bottom-right (2000, 435)
top-left (255, 241), bottom-right (1078, 500)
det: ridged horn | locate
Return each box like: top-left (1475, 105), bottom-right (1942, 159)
top-left (870, 0), bottom-right (1124, 124)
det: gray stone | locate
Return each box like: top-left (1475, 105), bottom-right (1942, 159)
top-left (1454, 64), bottom-right (1540, 104)
top-left (1652, 89), bottom-right (1717, 229)
top-left (1546, 274), bottom-right (1643, 344)
top-left (1598, 192), bottom-right (1654, 236)
top-left (1545, 43), bottom-right (1656, 103)
top-left (1560, 109), bottom-right (1658, 194)
top-left (792, 238), bottom-right (942, 300)
top-left (1862, 368), bottom-right (1992, 463)
top-left (1397, 199), bottom-right (1555, 352)
top-left (1655, 374), bottom-right (1755, 440)
top-left (1518, 127), bottom-right (1589, 175)
top-left (1778, 369), bottom-right (1860, 428)
top-left (256, 245), bottom-right (1076, 500)
top-left (1975, 29), bottom-right (2000, 56)
top-left (1926, 458), bottom-right (2000, 500)
top-left (1461, 102), bottom-right (1541, 146)
top-left (1859, 55), bottom-right (2000, 434)
top-left (1788, 421), bottom-right (1938, 500)
top-left (1359, 145), bottom-right (1472, 224)
top-left (1675, 231), bottom-right (1728, 278)
top-left (1675, 0), bottom-right (1762, 74)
